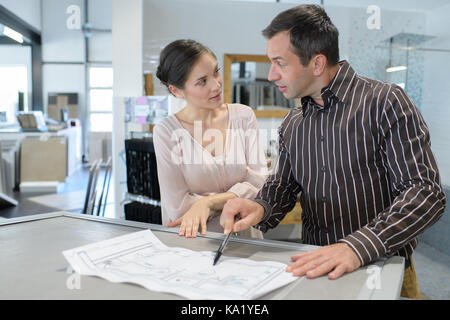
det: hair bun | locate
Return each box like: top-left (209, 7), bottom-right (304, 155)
top-left (156, 64), bottom-right (167, 86)
top-left (156, 39), bottom-right (216, 93)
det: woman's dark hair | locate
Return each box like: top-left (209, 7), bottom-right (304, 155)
top-left (262, 4), bottom-right (339, 66)
top-left (156, 39), bottom-right (216, 92)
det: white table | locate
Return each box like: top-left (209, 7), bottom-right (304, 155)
top-left (0, 211), bottom-right (404, 300)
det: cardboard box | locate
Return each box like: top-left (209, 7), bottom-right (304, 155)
top-left (20, 136), bottom-right (68, 182)
top-left (47, 93), bottom-right (79, 121)
top-left (88, 132), bottom-right (112, 164)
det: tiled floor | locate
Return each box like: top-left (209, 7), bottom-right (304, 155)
top-left (0, 165), bottom-right (115, 219)
top-left (1, 165), bottom-right (449, 300)
top-left (414, 241), bottom-right (450, 300)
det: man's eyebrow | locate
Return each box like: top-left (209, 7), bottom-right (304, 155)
top-left (270, 56), bottom-right (286, 62)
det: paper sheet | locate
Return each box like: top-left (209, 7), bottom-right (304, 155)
top-left (62, 230), bottom-right (299, 300)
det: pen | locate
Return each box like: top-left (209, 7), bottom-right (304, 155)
top-left (212, 215), bottom-right (240, 266)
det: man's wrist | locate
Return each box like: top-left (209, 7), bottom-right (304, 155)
top-left (252, 199), bottom-right (272, 230)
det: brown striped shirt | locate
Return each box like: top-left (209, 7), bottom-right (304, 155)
top-left (254, 60), bottom-right (446, 268)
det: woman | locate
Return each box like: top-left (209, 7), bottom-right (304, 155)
top-left (153, 39), bottom-right (268, 238)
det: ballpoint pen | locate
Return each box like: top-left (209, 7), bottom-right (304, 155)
top-left (212, 215), bottom-right (240, 266)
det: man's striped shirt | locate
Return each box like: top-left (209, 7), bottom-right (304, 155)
top-left (254, 61), bottom-right (446, 267)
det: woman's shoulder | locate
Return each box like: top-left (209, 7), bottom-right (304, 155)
top-left (228, 103), bottom-right (256, 121)
top-left (153, 115), bottom-right (180, 139)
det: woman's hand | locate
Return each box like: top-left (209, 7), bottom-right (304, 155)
top-left (167, 200), bottom-right (211, 238)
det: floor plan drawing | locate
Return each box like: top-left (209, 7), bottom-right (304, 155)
top-left (62, 230), bottom-right (299, 300)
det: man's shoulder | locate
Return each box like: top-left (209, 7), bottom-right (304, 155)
top-left (356, 74), bottom-right (400, 97)
top-left (278, 107), bottom-right (303, 135)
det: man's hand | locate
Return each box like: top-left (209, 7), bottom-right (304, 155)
top-left (220, 198), bottom-right (264, 234)
top-left (287, 243), bottom-right (361, 280)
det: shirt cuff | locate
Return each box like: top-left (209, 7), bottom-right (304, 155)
top-left (338, 227), bottom-right (387, 266)
top-left (252, 198), bottom-right (272, 232)
top-left (228, 183), bottom-right (250, 199)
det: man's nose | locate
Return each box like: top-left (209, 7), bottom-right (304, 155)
top-left (267, 64), bottom-right (280, 82)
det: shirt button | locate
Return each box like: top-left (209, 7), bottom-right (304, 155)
top-left (320, 136), bottom-right (324, 142)
top-left (321, 166), bottom-right (326, 172)
top-left (322, 197), bottom-right (326, 202)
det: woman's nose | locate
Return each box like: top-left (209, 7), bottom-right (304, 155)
top-left (213, 77), bottom-right (222, 89)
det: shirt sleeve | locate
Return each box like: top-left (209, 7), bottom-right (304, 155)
top-left (254, 117), bottom-right (303, 233)
top-left (153, 123), bottom-right (203, 226)
top-left (227, 110), bottom-right (269, 199)
top-left (339, 86), bottom-right (446, 266)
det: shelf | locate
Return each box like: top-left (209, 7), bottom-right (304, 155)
top-left (125, 192), bottom-right (160, 206)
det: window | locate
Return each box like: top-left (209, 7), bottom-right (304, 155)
top-left (0, 65), bottom-right (28, 123)
top-left (88, 66), bottom-right (113, 132)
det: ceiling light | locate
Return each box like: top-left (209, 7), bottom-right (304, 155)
top-left (386, 65), bottom-right (407, 73)
top-left (2, 25), bottom-right (24, 43)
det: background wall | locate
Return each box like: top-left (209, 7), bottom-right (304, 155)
top-left (421, 2), bottom-right (450, 187)
top-left (142, 0), bottom-right (429, 153)
top-left (0, 45), bottom-right (32, 120)
top-left (418, 2), bottom-right (450, 255)
top-left (0, 0), bottom-right (41, 31)
top-left (112, 0), bottom-right (143, 219)
top-left (41, 0), bottom-right (112, 158)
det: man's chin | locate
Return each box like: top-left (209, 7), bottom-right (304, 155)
top-left (283, 92), bottom-right (296, 100)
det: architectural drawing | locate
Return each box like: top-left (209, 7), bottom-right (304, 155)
top-left (63, 230), bottom-right (299, 300)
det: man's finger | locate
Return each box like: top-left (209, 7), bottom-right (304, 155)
top-left (290, 251), bottom-right (311, 261)
top-left (305, 259), bottom-right (335, 279)
top-left (328, 264), bottom-right (347, 280)
top-left (233, 217), bottom-right (253, 233)
top-left (287, 255), bottom-right (328, 276)
top-left (221, 199), bottom-right (240, 233)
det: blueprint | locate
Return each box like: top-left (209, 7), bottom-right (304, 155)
top-left (62, 230), bottom-right (299, 300)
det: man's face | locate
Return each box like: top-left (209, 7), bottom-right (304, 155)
top-left (266, 31), bottom-right (315, 100)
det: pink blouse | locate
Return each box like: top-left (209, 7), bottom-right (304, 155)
top-left (153, 104), bottom-right (269, 227)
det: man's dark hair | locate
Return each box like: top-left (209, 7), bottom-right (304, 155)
top-left (156, 39), bottom-right (216, 91)
top-left (262, 4), bottom-right (339, 66)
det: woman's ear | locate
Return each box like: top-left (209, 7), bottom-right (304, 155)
top-left (168, 85), bottom-right (185, 99)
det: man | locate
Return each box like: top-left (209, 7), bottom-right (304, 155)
top-left (220, 4), bottom-right (446, 299)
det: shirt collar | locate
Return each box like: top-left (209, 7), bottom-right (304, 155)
top-left (301, 60), bottom-right (356, 116)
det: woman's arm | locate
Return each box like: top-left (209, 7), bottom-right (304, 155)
top-left (168, 191), bottom-right (237, 237)
top-left (153, 123), bottom-right (203, 226)
top-left (227, 108), bottom-right (269, 199)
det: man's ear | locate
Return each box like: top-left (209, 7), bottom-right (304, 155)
top-left (311, 54), bottom-right (327, 77)
top-left (168, 84), bottom-right (184, 99)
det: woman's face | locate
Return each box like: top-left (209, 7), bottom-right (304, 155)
top-left (172, 53), bottom-right (223, 110)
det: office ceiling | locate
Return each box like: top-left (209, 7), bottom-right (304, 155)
top-left (227, 0), bottom-right (450, 12)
